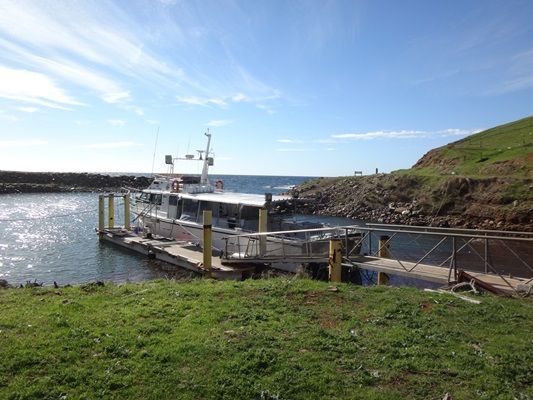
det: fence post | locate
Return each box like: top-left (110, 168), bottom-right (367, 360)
top-left (377, 235), bottom-right (390, 285)
top-left (484, 236), bottom-right (489, 274)
top-left (378, 235), bottom-right (390, 258)
top-left (124, 194), bottom-right (131, 231)
top-left (108, 194), bottom-right (114, 230)
top-left (259, 208), bottom-right (267, 256)
top-left (329, 239), bottom-right (342, 283)
top-left (203, 210), bottom-right (212, 276)
top-left (98, 194), bottom-right (105, 236)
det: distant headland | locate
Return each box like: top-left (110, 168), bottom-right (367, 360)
top-left (291, 116), bottom-right (532, 231)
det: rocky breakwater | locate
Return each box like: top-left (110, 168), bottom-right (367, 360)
top-left (0, 170), bottom-right (152, 194)
top-left (291, 174), bottom-right (533, 232)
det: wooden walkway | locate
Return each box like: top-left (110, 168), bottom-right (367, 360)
top-left (345, 255), bottom-right (528, 295)
top-left (99, 228), bottom-right (529, 294)
top-left (100, 229), bottom-right (254, 280)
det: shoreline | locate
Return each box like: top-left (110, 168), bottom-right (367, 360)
top-left (0, 170), bottom-right (152, 194)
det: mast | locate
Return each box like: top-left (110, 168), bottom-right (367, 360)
top-left (200, 130), bottom-right (211, 185)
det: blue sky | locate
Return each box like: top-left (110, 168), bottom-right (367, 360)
top-left (0, 0), bottom-right (532, 176)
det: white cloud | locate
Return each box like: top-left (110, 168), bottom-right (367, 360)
top-left (277, 139), bottom-right (303, 143)
top-left (232, 93), bottom-right (249, 102)
top-left (102, 91), bottom-right (131, 104)
top-left (108, 119), bottom-right (126, 126)
top-left (331, 128), bottom-right (480, 140)
top-left (176, 96), bottom-right (227, 107)
top-left (0, 1), bottom-right (177, 84)
top-left (276, 148), bottom-right (313, 152)
top-left (256, 104), bottom-right (275, 114)
top-left (16, 106), bottom-right (38, 113)
top-left (206, 119), bottom-right (232, 127)
top-left (0, 66), bottom-right (81, 109)
top-left (79, 141), bottom-right (142, 149)
top-left (0, 139), bottom-right (47, 147)
top-left (0, 0), bottom-right (284, 114)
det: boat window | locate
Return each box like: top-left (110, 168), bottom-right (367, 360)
top-left (197, 201), bottom-right (213, 222)
top-left (239, 205), bottom-right (259, 231)
top-left (149, 194), bottom-right (162, 205)
top-left (140, 192), bottom-right (149, 201)
top-left (181, 198), bottom-right (198, 221)
top-left (169, 195), bottom-right (178, 206)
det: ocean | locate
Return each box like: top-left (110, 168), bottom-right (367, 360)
top-left (0, 175), bottom-right (348, 286)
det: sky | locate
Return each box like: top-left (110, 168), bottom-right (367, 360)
top-left (0, 0), bottom-right (532, 177)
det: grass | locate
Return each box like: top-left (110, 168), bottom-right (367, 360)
top-left (398, 117), bottom-right (533, 178)
top-left (409, 116), bottom-right (533, 178)
top-left (1, 278), bottom-right (532, 399)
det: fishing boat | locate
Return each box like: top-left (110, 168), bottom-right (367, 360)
top-left (132, 132), bottom-right (360, 267)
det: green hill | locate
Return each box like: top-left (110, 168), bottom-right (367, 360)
top-left (411, 116), bottom-right (532, 178)
top-left (293, 116), bottom-right (533, 230)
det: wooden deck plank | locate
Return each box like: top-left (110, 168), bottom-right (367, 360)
top-left (100, 230), bottom-right (254, 279)
top-left (346, 255), bottom-right (526, 294)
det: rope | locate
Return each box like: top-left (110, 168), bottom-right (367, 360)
top-left (451, 279), bottom-right (480, 295)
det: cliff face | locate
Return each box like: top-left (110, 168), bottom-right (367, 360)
top-left (293, 117), bottom-right (533, 231)
top-left (0, 171), bottom-right (152, 193)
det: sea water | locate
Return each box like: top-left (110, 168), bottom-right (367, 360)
top-left (0, 175), bottom-right (329, 285)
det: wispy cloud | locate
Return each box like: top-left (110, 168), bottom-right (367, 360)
top-left (276, 148), bottom-right (314, 152)
top-left (0, 66), bottom-right (81, 109)
top-left (332, 128), bottom-right (480, 140)
top-left (256, 104), bottom-right (275, 114)
top-left (486, 48), bottom-right (533, 94)
top-left (0, 139), bottom-right (47, 147)
top-left (108, 119), bottom-right (126, 126)
top-left (16, 106), bottom-right (39, 113)
top-left (79, 141), bottom-right (142, 149)
top-left (206, 119), bottom-right (232, 127)
top-left (0, 0), bottom-right (284, 113)
top-left (277, 139), bottom-right (303, 143)
top-left (177, 96), bottom-right (227, 107)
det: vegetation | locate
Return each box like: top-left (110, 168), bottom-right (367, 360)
top-left (1, 278), bottom-right (532, 399)
top-left (409, 116), bottom-right (533, 178)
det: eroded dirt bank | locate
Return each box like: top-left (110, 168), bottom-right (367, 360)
top-left (291, 174), bottom-right (533, 231)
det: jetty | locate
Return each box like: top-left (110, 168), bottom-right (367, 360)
top-left (98, 193), bottom-right (532, 296)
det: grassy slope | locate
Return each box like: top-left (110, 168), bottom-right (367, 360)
top-left (409, 116), bottom-right (533, 178)
top-left (1, 278), bottom-right (532, 399)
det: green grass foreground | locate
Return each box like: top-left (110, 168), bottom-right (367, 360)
top-left (1, 278), bottom-right (532, 399)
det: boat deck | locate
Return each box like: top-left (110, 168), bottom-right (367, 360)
top-left (99, 229), bottom-right (255, 280)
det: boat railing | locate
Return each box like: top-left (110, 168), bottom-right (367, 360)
top-left (182, 183), bottom-right (215, 194)
top-left (221, 225), bottom-right (362, 262)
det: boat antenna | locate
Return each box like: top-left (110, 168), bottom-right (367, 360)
top-left (150, 126), bottom-right (160, 177)
top-left (200, 129), bottom-right (212, 185)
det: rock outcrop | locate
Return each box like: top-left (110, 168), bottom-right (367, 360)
top-left (0, 171), bottom-right (152, 194)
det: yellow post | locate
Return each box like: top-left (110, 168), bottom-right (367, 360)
top-left (124, 194), bottom-right (131, 231)
top-left (258, 208), bottom-right (267, 256)
top-left (98, 194), bottom-right (105, 235)
top-left (328, 239), bottom-right (342, 283)
top-left (203, 210), bottom-right (212, 276)
top-left (108, 194), bottom-right (114, 229)
top-left (378, 272), bottom-right (390, 285)
top-left (378, 235), bottom-right (390, 258)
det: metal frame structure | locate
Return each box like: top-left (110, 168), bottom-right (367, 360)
top-left (221, 224), bottom-right (532, 294)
